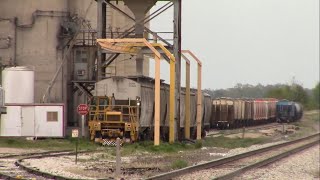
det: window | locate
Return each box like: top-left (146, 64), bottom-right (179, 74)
top-left (47, 111), bottom-right (58, 122)
top-left (75, 50), bottom-right (88, 63)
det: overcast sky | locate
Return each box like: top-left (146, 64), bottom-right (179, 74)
top-left (149, 0), bottom-right (319, 89)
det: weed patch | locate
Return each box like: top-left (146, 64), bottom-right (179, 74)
top-left (121, 141), bottom-right (202, 155)
top-left (171, 159), bottom-right (188, 169)
top-left (203, 136), bottom-right (267, 149)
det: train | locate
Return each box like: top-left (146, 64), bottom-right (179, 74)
top-left (211, 98), bottom-right (303, 129)
top-left (87, 76), bottom-right (303, 145)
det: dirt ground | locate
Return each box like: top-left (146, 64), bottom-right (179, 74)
top-left (1, 110), bottom-right (319, 179)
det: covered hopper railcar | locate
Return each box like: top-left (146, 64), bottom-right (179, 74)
top-left (211, 98), bottom-right (278, 129)
top-left (211, 98), bottom-right (234, 129)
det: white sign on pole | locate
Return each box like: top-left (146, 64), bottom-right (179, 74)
top-left (72, 129), bottom-right (79, 138)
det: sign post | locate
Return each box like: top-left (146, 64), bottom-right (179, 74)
top-left (116, 137), bottom-right (121, 177)
top-left (72, 129), bottom-right (79, 164)
top-left (73, 104), bottom-right (88, 164)
top-left (77, 104), bottom-right (89, 137)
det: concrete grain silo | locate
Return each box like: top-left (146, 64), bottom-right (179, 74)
top-left (0, 0), bottom-right (151, 135)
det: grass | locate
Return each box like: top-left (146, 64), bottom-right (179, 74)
top-left (171, 159), bottom-right (188, 169)
top-left (0, 137), bottom-right (203, 156)
top-left (121, 140), bottom-right (203, 155)
top-left (203, 136), bottom-right (267, 149)
top-left (0, 137), bottom-right (99, 151)
top-left (287, 111), bottom-right (319, 140)
top-left (310, 113), bottom-right (320, 122)
top-left (120, 136), bottom-right (267, 155)
top-left (0, 136), bottom-right (266, 156)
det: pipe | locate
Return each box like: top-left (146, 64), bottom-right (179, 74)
top-left (13, 17), bottom-right (17, 65)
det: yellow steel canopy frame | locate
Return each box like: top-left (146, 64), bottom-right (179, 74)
top-left (181, 54), bottom-right (191, 139)
top-left (181, 50), bottom-right (202, 140)
top-left (96, 38), bottom-right (176, 145)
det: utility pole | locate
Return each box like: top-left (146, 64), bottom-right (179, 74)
top-left (173, 0), bottom-right (182, 141)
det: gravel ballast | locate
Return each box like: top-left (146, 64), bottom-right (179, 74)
top-left (237, 144), bottom-right (320, 180)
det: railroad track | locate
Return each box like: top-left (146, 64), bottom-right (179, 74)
top-left (146, 133), bottom-right (320, 180)
top-left (0, 150), bottom-right (91, 180)
top-left (206, 123), bottom-right (285, 137)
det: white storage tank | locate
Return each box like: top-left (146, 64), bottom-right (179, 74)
top-left (2, 66), bottom-right (34, 104)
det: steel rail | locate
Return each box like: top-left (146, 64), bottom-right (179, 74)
top-left (145, 133), bottom-right (320, 180)
top-left (0, 150), bottom-right (96, 180)
top-left (0, 150), bottom-right (72, 159)
top-left (214, 138), bottom-right (319, 180)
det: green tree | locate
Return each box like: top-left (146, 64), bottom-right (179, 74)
top-left (312, 82), bottom-right (320, 109)
top-left (266, 84), bottom-right (308, 104)
top-left (290, 84), bottom-right (308, 104)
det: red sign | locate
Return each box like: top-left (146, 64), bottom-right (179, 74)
top-left (77, 104), bottom-right (89, 115)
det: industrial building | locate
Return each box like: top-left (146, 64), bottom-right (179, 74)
top-left (0, 0), bottom-right (196, 144)
top-left (0, 0), bottom-right (152, 135)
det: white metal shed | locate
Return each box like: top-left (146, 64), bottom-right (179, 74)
top-left (0, 104), bottom-right (64, 137)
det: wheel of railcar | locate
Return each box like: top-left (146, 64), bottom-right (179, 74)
top-left (191, 127), bottom-right (197, 139)
top-left (95, 131), bottom-right (102, 138)
top-left (201, 130), bottom-right (206, 138)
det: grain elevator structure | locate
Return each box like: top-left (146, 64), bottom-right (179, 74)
top-left (0, 0), bottom-right (184, 139)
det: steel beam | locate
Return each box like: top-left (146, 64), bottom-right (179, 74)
top-left (182, 50), bottom-right (202, 140)
top-left (173, 0), bottom-right (182, 141)
top-left (101, 46), bottom-right (173, 56)
top-left (181, 54), bottom-right (190, 139)
top-left (97, 0), bottom-right (106, 80)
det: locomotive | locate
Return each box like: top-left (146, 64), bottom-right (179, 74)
top-left (276, 100), bottom-right (303, 123)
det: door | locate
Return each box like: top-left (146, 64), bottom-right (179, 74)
top-left (21, 106), bottom-right (35, 136)
top-left (0, 106), bottom-right (22, 136)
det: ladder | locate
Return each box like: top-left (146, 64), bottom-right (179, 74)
top-left (129, 107), bottom-right (138, 142)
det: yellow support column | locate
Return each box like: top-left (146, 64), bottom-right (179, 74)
top-left (154, 55), bottom-right (161, 145)
top-left (185, 62), bottom-right (191, 139)
top-left (181, 54), bottom-right (190, 139)
top-left (151, 43), bottom-right (176, 144)
top-left (181, 50), bottom-right (202, 140)
top-left (169, 59), bottom-right (175, 144)
top-left (196, 63), bottom-right (202, 140)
